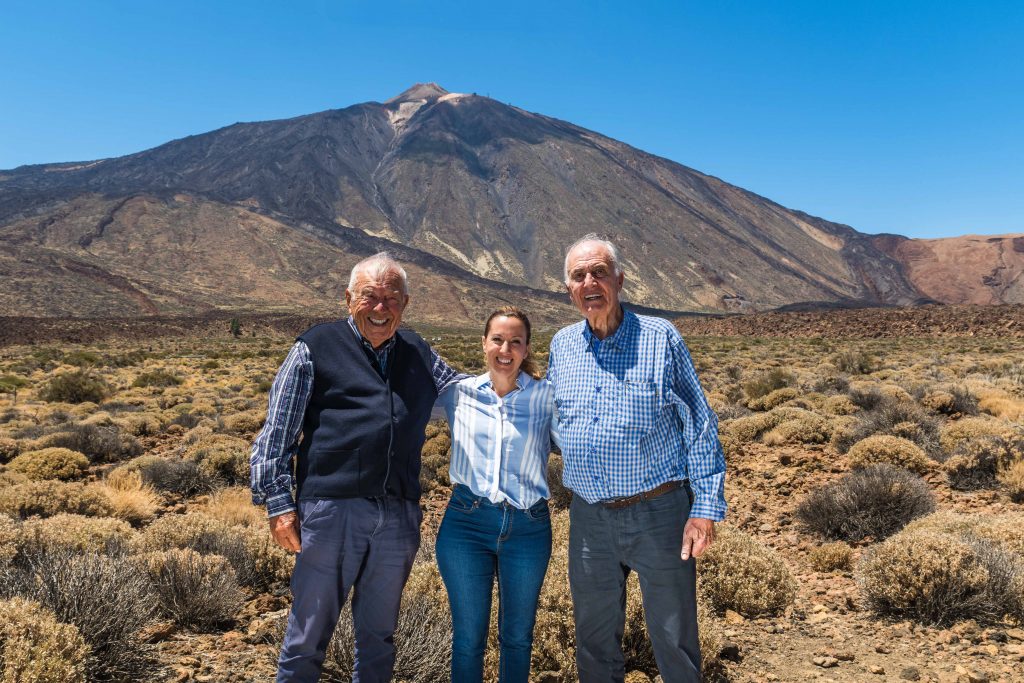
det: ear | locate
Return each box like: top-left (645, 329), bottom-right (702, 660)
top-left (615, 271), bottom-right (625, 291)
top-left (481, 335), bottom-right (487, 352)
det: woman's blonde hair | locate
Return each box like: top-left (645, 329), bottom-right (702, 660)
top-left (483, 306), bottom-right (540, 379)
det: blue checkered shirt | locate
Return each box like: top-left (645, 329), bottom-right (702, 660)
top-left (250, 319), bottom-right (462, 517)
top-left (547, 309), bottom-right (727, 520)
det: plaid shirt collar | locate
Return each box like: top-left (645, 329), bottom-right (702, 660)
top-left (580, 306), bottom-right (639, 351)
top-left (473, 370), bottom-right (529, 393)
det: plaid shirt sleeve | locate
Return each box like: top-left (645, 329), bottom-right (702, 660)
top-left (249, 341), bottom-right (313, 517)
top-left (431, 348), bottom-right (469, 393)
top-left (669, 335), bottom-right (727, 521)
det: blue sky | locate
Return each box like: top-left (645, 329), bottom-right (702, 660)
top-left (2, 1), bottom-right (1021, 239)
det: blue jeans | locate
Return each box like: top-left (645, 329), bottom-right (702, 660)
top-left (569, 484), bottom-right (701, 683)
top-left (435, 484), bottom-right (552, 683)
top-left (277, 496), bottom-right (421, 683)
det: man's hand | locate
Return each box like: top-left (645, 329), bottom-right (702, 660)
top-left (270, 511), bottom-right (301, 553)
top-left (680, 518), bottom-right (715, 561)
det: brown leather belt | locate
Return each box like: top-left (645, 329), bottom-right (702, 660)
top-left (601, 480), bottom-right (681, 510)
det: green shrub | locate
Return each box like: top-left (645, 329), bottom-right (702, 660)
top-left (38, 370), bottom-right (109, 404)
top-left (0, 597), bottom-right (88, 683)
top-left (857, 528), bottom-right (1024, 624)
top-left (7, 447), bottom-right (90, 481)
top-left (420, 423), bottom-right (451, 494)
top-left (221, 409), bottom-right (265, 434)
top-left (183, 434), bottom-right (250, 485)
top-left (796, 464), bottom-right (934, 542)
top-left (762, 412), bottom-right (832, 445)
top-left (697, 526), bottom-right (796, 617)
top-left (1, 548), bottom-right (157, 681)
top-left (809, 542), bottom-right (853, 572)
top-left (132, 369), bottom-right (183, 388)
top-left (141, 548), bottom-right (244, 630)
top-left (847, 435), bottom-right (931, 474)
top-left (742, 368), bottom-right (795, 401)
top-left (21, 514), bottom-right (134, 554)
top-left (0, 480), bottom-right (114, 520)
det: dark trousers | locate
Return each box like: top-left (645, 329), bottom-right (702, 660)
top-left (277, 496), bottom-right (421, 683)
top-left (568, 485), bottom-right (701, 683)
top-left (435, 484), bottom-right (552, 683)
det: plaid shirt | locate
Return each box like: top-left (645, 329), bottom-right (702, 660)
top-left (250, 318), bottom-right (462, 516)
top-left (547, 309), bottom-right (727, 520)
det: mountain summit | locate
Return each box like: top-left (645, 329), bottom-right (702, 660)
top-left (1, 85), bottom-right (1021, 319)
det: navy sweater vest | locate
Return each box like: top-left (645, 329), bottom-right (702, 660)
top-left (295, 321), bottom-right (437, 501)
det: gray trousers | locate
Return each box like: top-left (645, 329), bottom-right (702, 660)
top-left (568, 485), bottom-right (701, 683)
top-left (277, 496), bottom-right (421, 683)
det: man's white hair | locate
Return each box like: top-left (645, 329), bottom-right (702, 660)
top-left (563, 233), bottom-right (623, 284)
top-left (348, 252), bottom-right (408, 294)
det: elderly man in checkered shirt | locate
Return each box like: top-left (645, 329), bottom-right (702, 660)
top-left (547, 234), bottom-right (727, 683)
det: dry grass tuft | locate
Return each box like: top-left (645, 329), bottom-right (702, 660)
top-left (808, 542), bottom-right (854, 573)
top-left (196, 486), bottom-right (263, 528)
top-left (998, 459), bottom-right (1024, 502)
top-left (98, 468), bottom-right (162, 525)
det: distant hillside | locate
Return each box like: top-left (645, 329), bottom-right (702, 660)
top-left (2, 82), bottom-right (1020, 320)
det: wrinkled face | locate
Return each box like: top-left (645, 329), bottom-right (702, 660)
top-left (565, 242), bottom-right (624, 322)
top-left (345, 270), bottom-right (409, 348)
top-left (482, 316), bottom-right (529, 382)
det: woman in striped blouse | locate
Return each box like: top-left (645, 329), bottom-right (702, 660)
top-left (434, 306), bottom-right (560, 683)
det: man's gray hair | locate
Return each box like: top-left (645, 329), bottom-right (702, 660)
top-left (348, 252), bottom-right (408, 294)
top-left (563, 233), bottom-right (623, 283)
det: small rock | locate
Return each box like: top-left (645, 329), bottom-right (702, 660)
top-left (759, 523), bottom-right (773, 532)
top-left (835, 651), bottom-right (855, 662)
top-left (534, 673), bottom-right (560, 683)
top-left (719, 641), bottom-right (742, 662)
top-left (1006, 627), bottom-right (1024, 642)
top-left (724, 609), bottom-right (745, 624)
top-left (813, 656), bottom-right (839, 668)
top-left (869, 665), bottom-right (885, 675)
top-left (875, 644), bottom-right (891, 654)
top-left (965, 670), bottom-right (989, 683)
top-left (899, 666), bottom-right (921, 681)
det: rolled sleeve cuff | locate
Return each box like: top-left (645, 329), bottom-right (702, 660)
top-left (689, 498), bottom-right (727, 522)
top-left (263, 491), bottom-right (297, 518)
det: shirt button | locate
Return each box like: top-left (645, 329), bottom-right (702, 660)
top-left (592, 417), bottom-right (599, 423)
top-left (595, 386), bottom-right (601, 392)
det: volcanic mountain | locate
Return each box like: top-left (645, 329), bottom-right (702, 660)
top-left (1, 83), bottom-right (1020, 322)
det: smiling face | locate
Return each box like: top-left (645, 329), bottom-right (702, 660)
top-left (565, 241), bottom-right (624, 332)
top-left (345, 269), bottom-right (409, 349)
top-left (482, 315), bottom-right (529, 385)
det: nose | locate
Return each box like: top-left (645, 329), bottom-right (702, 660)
top-left (500, 341), bottom-right (512, 353)
top-left (583, 272), bottom-right (598, 286)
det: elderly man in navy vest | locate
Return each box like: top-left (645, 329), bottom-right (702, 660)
top-left (250, 253), bottom-right (462, 682)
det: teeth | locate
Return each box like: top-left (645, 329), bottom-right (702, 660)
top-left (497, 358), bottom-right (512, 365)
top-left (584, 295), bottom-right (601, 300)
top-left (369, 318), bottom-right (388, 325)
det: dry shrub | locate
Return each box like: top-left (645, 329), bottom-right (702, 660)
top-left (323, 561), bottom-right (452, 683)
top-left (221, 409), bottom-right (265, 434)
top-left (697, 526), bottom-right (795, 617)
top-left (762, 412), bottom-right (831, 446)
top-left (0, 437), bottom-right (19, 464)
top-left (136, 512), bottom-right (291, 590)
top-left (921, 390), bottom-right (955, 414)
top-left (939, 417), bottom-right (1014, 454)
top-left (183, 434), bottom-right (250, 485)
top-left (944, 434), bottom-right (1023, 490)
top-left (847, 435), bottom-right (931, 474)
top-left (7, 447), bottom-right (90, 481)
top-left (723, 406), bottom-right (807, 443)
top-left (746, 387), bottom-right (799, 411)
top-left (196, 486), bottom-right (263, 527)
top-left (857, 528), bottom-right (1024, 624)
top-left (998, 459), bottom-right (1024, 502)
top-left (0, 515), bottom-right (19, 563)
top-left (1, 547), bottom-right (157, 681)
top-left (979, 395), bottom-right (1024, 421)
top-left (420, 422), bottom-right (451, 494)
top-left (796, 464), bottom-right (934, 542)
top-left (833, 398), bottom-right (941, 458)
top-left (21, 514), bottom-right (135, 554)
top-left (131, 369), bottom-right (182, 388)
top-left (533, 511), bottom-right (577, 679)
top-left (0, 480), bottom-right (114, 520)
top-left (39, 370), bottom-right (109, 404)
top-left (833, 349), bottom-right (878, 375)
top-left (546, 453), bottom-right (573, 511)
top-left (141, 548), bottom-right (244, 630)
top-left (808, 542), bottom-right (853, 572)
top-left (38, 421), bottom-right (141, 464)
top-left (114, 413), bottom-right (162, 437)
top-left (98, 469), bottom-right (161, 525)
top-left (822, 395), bottom-right (858, 416)
top-left (903, 511), bottom-right (1024, 556)
top-left (0, 597), bottom-right (88, 683)
top-left (742, 368), bottom-right (795, 401)
top-left (120, 455), bottom-right (217, 497)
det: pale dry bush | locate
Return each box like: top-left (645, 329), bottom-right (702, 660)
top-left (796, 464), bottom-right (934, 542)
top-left (0, 437), bottom-right (19, 464)
top-left (809, 542), bottom-right (854, 572)
top-left (21, 514), bottom-right (135, 554)
top-left (221, 409), bottom-right (265, 434)
top-left (939, 416), bottom-right (1013, 454)
top-left (762, 412), bottom-right (832, 446)
top-left (979, 394), bottom-right (1024, 421)
top-left (832, 398), bottom-right (941, 457)
top-left (420, 422), bottom-right (452, 494)
top-left (0, 515), bottom-right (19, 563)
top-left (0, 597), bottom-right (88, 683)
top-left (183, 434), bottom-right (250, 485)
top-left (723, 406), bottom-right (808, 443)
top-left (114, 412), bottom-right (162, 437)
top-left (0, 480), bottom-right (114, 519)
top-left (697, 525), bottom-right (796, 617)
top-left (921, 390), bottom-right (956, 414)
top-left (7, 447), bottom-right (90, 481)
top-left (943, 434), bottom-right (1023, 490)
top-left (857, 527), bottom-right (1024, 624)
top-left (998, 460), bottom-right (1024, 502)
top-left (822, 394), bottom-right (858, 416)
top-left (745, 387), bottom-right (799, 411)
top-left (136, 511), bottom-right (292, 589)
top-left (847, 435), bottom-right (931, 474)
top-left (141, 548), bottom-right (244, 631)
top-left (119, 454), bottom-right (217, 497)
top-left (97, 468), bottom-right (161, 525)
top-left (902, 511), bottom-right (1024, 556)
top-left (196, 486), bottom-right (264, 527)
